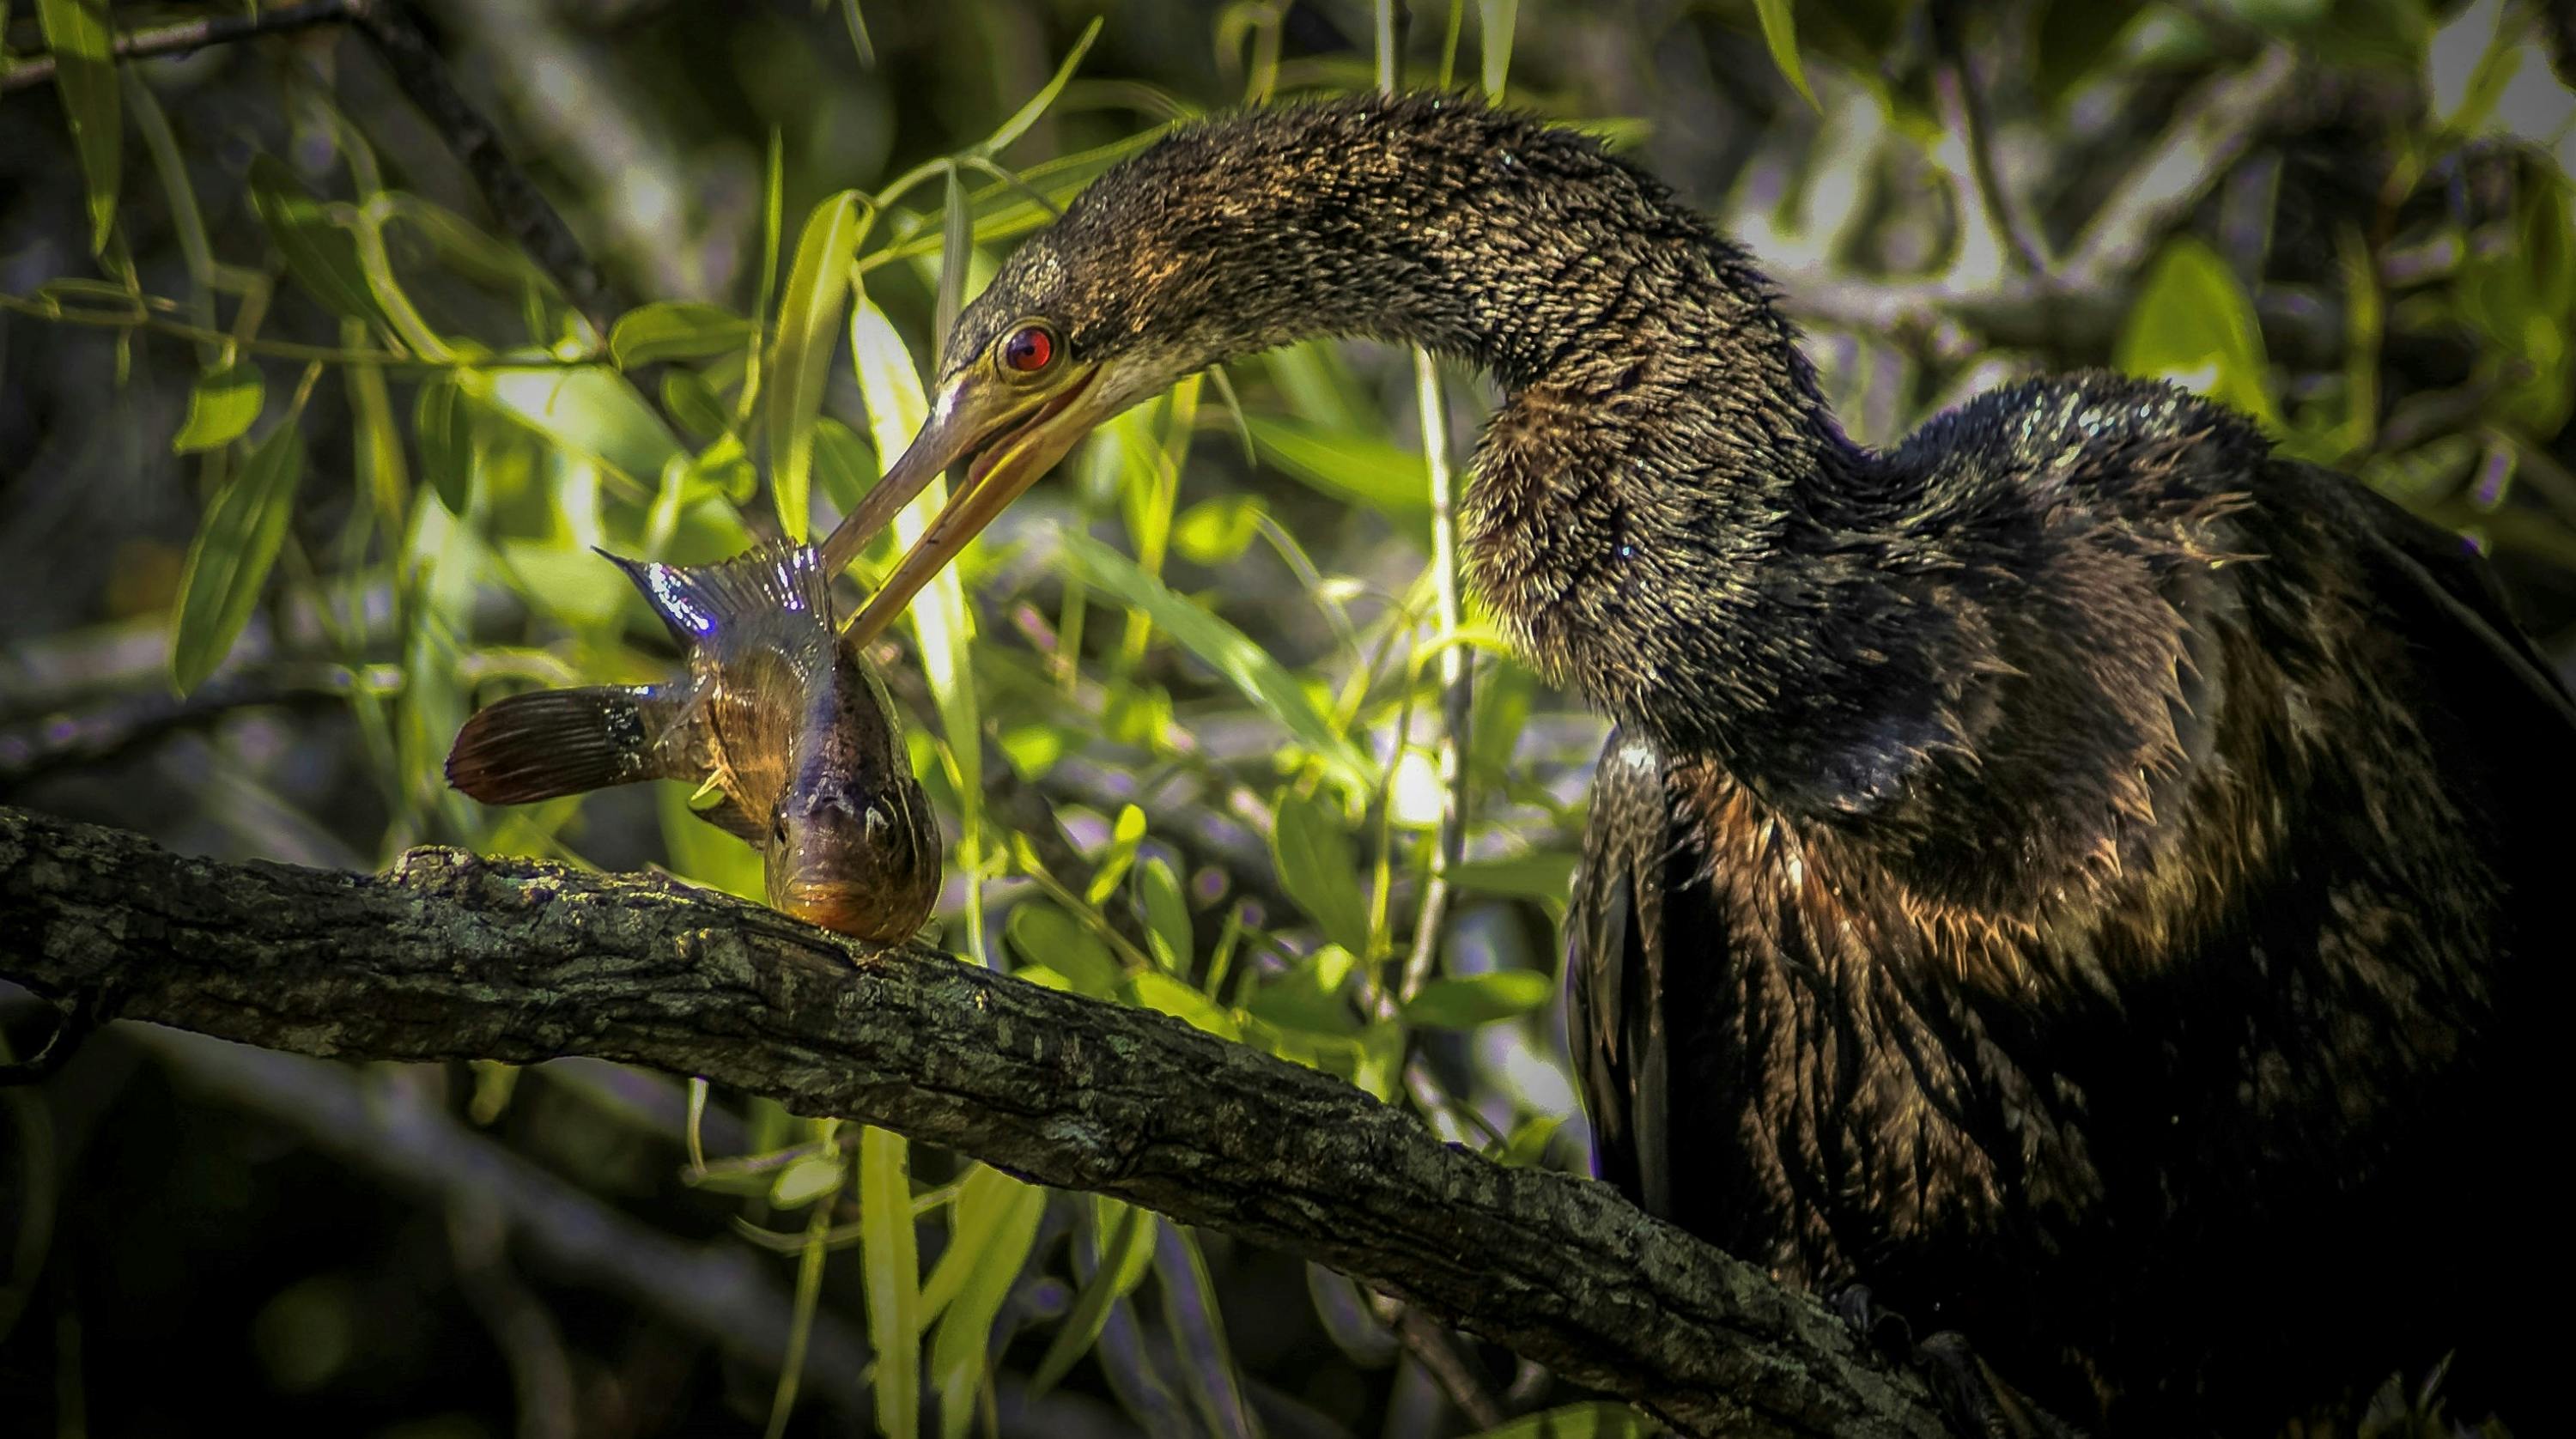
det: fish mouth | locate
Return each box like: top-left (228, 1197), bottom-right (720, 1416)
top-left (777, 878), bottom-right (931, 944)
top-left (815, 361), bottom-right (1119, 644)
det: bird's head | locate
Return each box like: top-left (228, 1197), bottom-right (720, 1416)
top-left (823, 95), bottom-right (1514, 640)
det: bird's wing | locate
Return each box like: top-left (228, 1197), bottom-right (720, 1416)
top-left (2336, 477), bottom-right (2576, 732)
top-left (1565, 726), bottom-right (1684, 1220)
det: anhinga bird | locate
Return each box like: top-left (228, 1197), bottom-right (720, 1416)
top-left (822, 94), bottom-right (2565, 1432)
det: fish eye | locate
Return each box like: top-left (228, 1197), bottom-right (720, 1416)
top-left (770, 810), bottom-right (789, 845)
top-left (998, 320), bottom-right (1059, 376)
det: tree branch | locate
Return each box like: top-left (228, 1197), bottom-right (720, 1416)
top-left (1, 0), bottom-right (355, 92)
top-left (0, 803), bottom-right (1952, 1439)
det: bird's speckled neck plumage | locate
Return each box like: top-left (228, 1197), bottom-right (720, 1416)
top-left (959, 94), bottom-right (1975, 808)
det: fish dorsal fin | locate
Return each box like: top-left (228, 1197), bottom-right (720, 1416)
top-left (598, 543), bottom-right (836, 645)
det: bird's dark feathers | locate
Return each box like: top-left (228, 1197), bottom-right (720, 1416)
top-left (976, 92), bottom-right (2568, 1431)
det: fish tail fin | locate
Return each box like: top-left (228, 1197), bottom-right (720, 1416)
top-left (598, 543), bottom-right (835, 642)
top-left (445, 685), bottom-right (675, 805)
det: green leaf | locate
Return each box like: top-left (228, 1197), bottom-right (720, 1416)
top-left (1449, 851), bottom-right (1577, 905)
top-left (1172, 495), bottom-right (1265, 565)
top-left (465, 365), bottom-right (686, 486)
top-left (925, 1166), bottom-right (1046, 1439)
top-left (1271, 791), bottom-right (1370, 951)
top-left (1085, 805), bottom-right (1146, 906)
top-left (1125, 970), bottom-right (1242, 1041)
top-left (1243, 944), bottom-right (1359, 1035)
top-left (1137, 857), bottom-right (1191, 973)
top-left (767, 191), bottom-right (866, 543)
top-left (1458, 1402), bottom-right (1648, 1439)
top-left (974, 17), bottom-right (1103, 157)
top-left (656, 782), bottom-right (764, 902)
top-left (172, 361), bottom-right (264, 453)
top-left (36, 0), bottom-right (119, 255)
top-left (1032, 1200), bottom-right (1157, 1394)
top-left (1402, 970), bottom-right (1552, 1029)
top-left (2115, 236), bottom-right (2280, 430)
top-left (660, 367), bottom-right (732, 442)
top-left (1242, 416), bottom-right (1431, 533)
top-left (1477, 0), bottom-right (1519, 99)
top-left (1056, 530), bottom-right (1372, 789)
top-left (1753, 0), bottom-right (1819, 112)
top-left (853, 300), bottom-right (984, 817)
top-left (1005, 901), bottom-right (1122, 997)
top-left (415, 377), bottom-right (474, 515)
top-left (934, 167), bottom-right (972, 368)
top-left (1496, 1113), bottom-right (1565, 1168)
top-left (811, 415), bottom-right (878, 514)
top-left (770, 1154), bottom-right (846, 1208)
top-left (859, 1126), bottom-right (920, 1439)
top-left (1153, 1226), bottom-right (1256, 1439)
top-left (170, 418), bottom-right (305, 695)
top-left (245, 156), bottom-right (386, 331)
top-left (611, 301), bottom-right (758, 368)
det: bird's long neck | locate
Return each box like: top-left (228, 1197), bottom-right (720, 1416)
top-left (1117, 99), bottom-right (1947, 805)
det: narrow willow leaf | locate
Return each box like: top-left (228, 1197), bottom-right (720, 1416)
top-left (415, 379), bottom-right (474, 515)
top-left (974, 17), bottom-right (1104, 157)
top-left (933, 167), bottom-right (971, 369)
top-left (771, 1153), bottom-right (846, 1208)
top-left (465, 365), bottom-right (686, 486)
top-left (1153, 1226), bottom-right (1256, 1439)
top-left (852, 301), bottom-right (983, 810)
top-left (1497, 1113), bottom-right (1565, 1168)
top-left (172, 361), bottom-right (264, 453)
top-left (1271, 790), bottom-right (1370, 951)
top-left (765, 1122), bottom-right (843, 1439)
top-left (245, 155), bottom-right (386, 331)
top-left (1403, 970), bottom-right (1552, 1029)
top-left (2115, 236), bottom-right (2280, 429)
top-left (859, 1126), bottom-right (920, 1439)
top-left (1031, 1201), bottom-right (1157, 1394)
top-left (766, 191), bottom-right (866, 543)
top-left (1242, 415), bottom-right (1432, 532)
top-left (611, 301), bottom-right (759, 369)
top-left (660, 367), bottom-right (732, 442)
top-left (1055, 530), bottom-right (1372, 789)
top-left (1084, 805), bottom-right (1147, 906)
top-left (657, 782), bottom-right (764, 900)
top-left (811, 415), bottom-right (878, 514)
top-left (1136, 857), bottom-right (1190, 973)
top-left (839, 0), bottom-right (876, 66)
top-left (1753, 0), bottom-right (1819, 111)
top-left (1476, 0), bottom-right (1519, 99)
top-left (1004, 901), bottom-right (1121, 997)
top-left (1448, 850), bottom-right (1577, 904)
top-left (925, 1167), bottom-right (1046, 1439)
top-left (1243, 944), bottom-right (1359, 1035)
top-left (1172, 495), bottom-right (1265, 565)
top-left (171, 419), bottom-right (305, 694)
top-left (1460, 1402), bottom-right (1649, 1439)
top-left (347, 334), bottom-right (409, 525)
top-left (1125, 970), bottom-right (1242, 1041)
top-left (36, 0), bottom-right (118, 255)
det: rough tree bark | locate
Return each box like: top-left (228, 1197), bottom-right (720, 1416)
top-left (0, 804), bottom-right (1953, 1438)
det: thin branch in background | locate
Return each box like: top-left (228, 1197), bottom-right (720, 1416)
top-left (1929, 9), bottom-right (2049, 277)
top-left (1388, 1297), bottom-right (1509, 1430)
top-left (0, 0), bottom-right (355, 94)
top-left (447, 1197), bottom-right (580, 1439)
top-left (2061, 46), bottom-right (2302, 288)
top-left (346, 0), bottom-right (614, 328)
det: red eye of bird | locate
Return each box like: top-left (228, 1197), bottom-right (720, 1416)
top-left (1001, 324), bottom-right (1055, 373)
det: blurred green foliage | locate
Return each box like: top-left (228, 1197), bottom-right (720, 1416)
top-left (3, 0), bottom-right (2571, 1435)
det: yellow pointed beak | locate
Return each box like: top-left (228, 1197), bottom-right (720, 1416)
top-left (818, 361), bottom-right (1119, 644)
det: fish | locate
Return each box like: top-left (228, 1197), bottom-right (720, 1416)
top-left (443, 543), bottom-right (941, 943)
